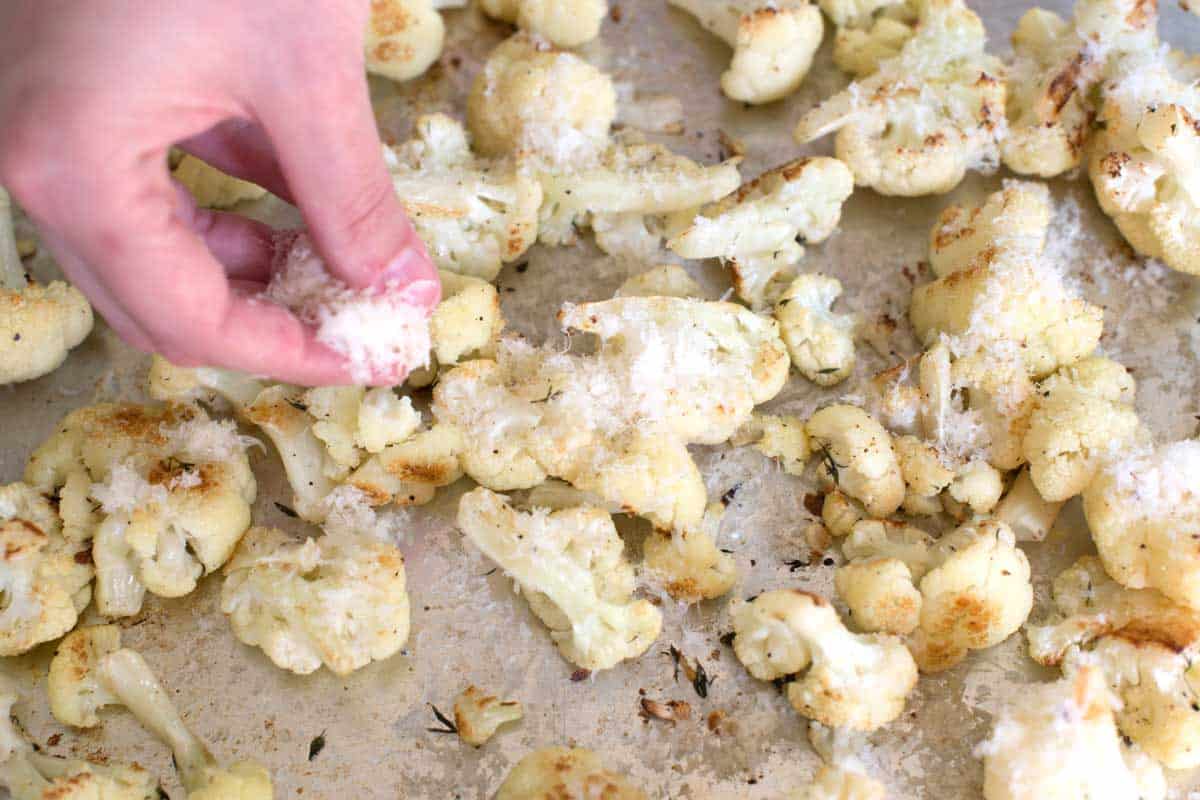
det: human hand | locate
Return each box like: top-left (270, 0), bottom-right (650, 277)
top-left (0, 0), bottom-right (440, 385)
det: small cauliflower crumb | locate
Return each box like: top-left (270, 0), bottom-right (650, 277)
top-left (453, 686), bottom-right (523, 746)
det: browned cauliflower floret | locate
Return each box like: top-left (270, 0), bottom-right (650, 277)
top-left (668, 0), bottom-right (824, 104)
top-left (0, 187), bottom-right (93, 385)
top-left (807, 405), bottom-right (904, 518)
top-left (453, 686), bottom-right (523, 746)
top-left (1027, 556), bottom-right (1200, 769)
top-left (479, 0), bottom-right (606, 47)
top-left (364, 0), bottom-right (464, 83)
top-left (794, 0), bottom-right (1005, 196)
top-left (24, 403), bottom-right (255, 618)
top-left (615, 265), bottom-right (705, 299)
top-left (1082, 439), bottom-right (1200, 609)
top-left (827, 0), bottom-right (914, 77)
top-left (0, 483), bottom-right (91, 656)
top-left (642, 503), bottom-right (736, 602)
top-left (836, 518), bottom-right (934, 635)
top-left (774, 274), bottom-right (859, 385)
top-left (467, 33), bottom-right (616, 164)
top-left (732, 590), bottom-right (918, 731)
top-left (732, 412), bottom-right (811, 475)
top-left (495, 747), bottom-right (645, 800)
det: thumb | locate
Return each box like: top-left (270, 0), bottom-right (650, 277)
top-left (253, 60), bottom-right (440, 307)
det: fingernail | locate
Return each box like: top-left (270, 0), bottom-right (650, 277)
top-left (393, 278), bottom-right (441, 310)
top-left (374, 244), bottom-right (437, 290)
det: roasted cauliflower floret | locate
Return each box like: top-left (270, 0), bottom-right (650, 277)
top-left (221, 523), bottom-right (410, 676)
top-left (806, 405), bottom-right (904, 518)
top-left (910, 520), bottom-right (1032, 672)
top-left (994, 467), bottom-right (1064, 542)
top-left (642, 503), bottom-right (736, 602)
top-left (171, 154), bottom-right (266, 209)
top-left (977, 667), bottom-right (1166, 800)
top-left (1089, 46), bottom-right (1200, 275)
top-left (1023, 357), bottom-right (1145, 502)
top-left (667, 0), bottom-right (824, 104)
top-left (828, 0), bottom-right (915, 77)
top-left (458, 488), bottom-right (662, 670)
top-left (386, 113), bottom-right (541, 281)
top-left (836, 558), bottom-right (922, 636)
top-left (453, 686), bottom-right (523, 746)
top-left (927, 180), bottom-right (1050, 277)
top-left (495, 747), bottom-right (646, 800)
top-left (430, 269), bottom-right (505, 365)
top-left (468, 33), bottom-right (616, 164)
top-left (0, 186), bottom-right (93, 385)
top-left (774, 274), bottom-right (858, 385)
top-left (792, 765), bottom-right (887, 800)
top-left (1083, 439), bottom-right (1200, 608)
top-left (615, 265), bottom-right (704, 299)
top-left (1026, 556), bottom-right (1200, 768)
top-left (47, 625), bottom-right (273, 798)
top-left (0, 688), bottom-right (158, 800)
top-left (667, 158), bottom-right (854, 307)
top-left (479, 0), bottom-right (606, 47)
top-left (893, 435), bottom-right (953, 515)
top-left (24, 403), bottom-right (255, 617)
top-left (732, 412), bottom-right (810, 475)
top-left (794, 0), bottom-right (1005, 196)
top-left (0, 483), bottom-right (91, 656)
top-left (364, 0), bottom-right (462, 83)
top-left (818, 0), bottom-right (906, 28)
top-left (732, 590), bottom-right (917, 730)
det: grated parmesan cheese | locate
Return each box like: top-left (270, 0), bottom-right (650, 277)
top-left (91, 461), bottom-right (168, 514)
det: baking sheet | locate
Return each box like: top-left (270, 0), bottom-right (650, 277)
top-left (3, 1), bottom-right (1200, 797)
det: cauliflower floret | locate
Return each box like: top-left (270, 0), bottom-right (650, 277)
top-left (910, 520), bottom-right (1032, 672)
top-left (387, 114), bottom-right (542, 281)
top-left (642, 503), bottom-right (736, 602)
top-left (467, 33), bottom-right (616, 164)
top-left (0, 186), bottom-right (93, 385)
top-left (171, 154), bottom-right (266, 209)
top-left (667, 0), bottom-right (824, 104)
top-left (0, 483), bottom-right (91, 656)
top-left (818, 0), bottom-right (906, 28)
top-left (731, 590), bottom-right (917, 730)
top-left (994, 467), bottom-right (1064, 542)
top-left (539, 134), bottom-right (741, 250)
top-left (453, 686), bottom-right (523, 746)
top-left (1027, 556), bottom-right (1200, 768)
top-left (977, 667), bottom-right (1166, 800)
top-left (806, 405), bottom-right (905, 518)
top-left (0, 688), bottom-right (158, 800)
top-left (821, 489), bottom-right (866, 537)
top-left (615, 265), bottom-right (704, 299)
top-left (828, 1), bottom-right (915, 77)
top-left (927, 180), bottom-right (1051, 277)
top-left (835, 558), bottom-right (922, 635)
top-left (364, 0), bottom-right (463, 83)
top-left (457, 488), bottom-right (662, 670)
top-left (495, 747), bottom-right (646, 800)
top-left (1082, 440), bottom-right (1200, 608)
top-left (478, 0), bottom-right (606, 48)
top-left (47, 625), bottom-right (272, 798)
top-left (894, 434), bottom-right (954, 514)
top-left (732, 412), bottom-right (811, 475)
top-left (24, 403), bottom-right (255, 617)
top-left (430, 269), bottom-right (506, 365)
top-left (667, 158), bottom-right (854, 308)
top-left (346, 423), bottom-right (464, 506)
top-left (1023, 357), bottom-right (1145, 502)
top-left (841, 519), bottom-right (935, 576)
top-left (1089, 45), bottom-right (1200, 275)
top-left (791, 766), bottom-right (887, 800)
top-left (794, 0), bottom-right (1005, 196)
top-left (221, 523), bottom-right (409, 675)
top-left (945, 459), bottom-right (1004, 517)
top-left (774, 274), bottom-right (858, 385)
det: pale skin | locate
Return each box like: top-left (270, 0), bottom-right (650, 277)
top-left (0, 0), bottom-right (441, 385)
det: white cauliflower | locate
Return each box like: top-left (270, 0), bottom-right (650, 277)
top-left (818, 0), bottom-right (905, 28)
top-left (994, 467), bottom-right (1064, 542)
top-left (387, 113), bottom-right (542, 281)
top-left (457, 488), bottom-right (662, 670)
top-left (732, 412), bottom-right (810, 476)
top-left (47, 625), bottom-right (273, 798)
top-left (615, 264), bottom-right (704, 299)
top-left (24, 403), bottom-right (255, 617)
top-left (221, 522), bottom-right (409, 676)
top-left (453, 686), bottom-right (523, 746)
top-left (836, 558), bottom-right (922, 636)
top-left (806, 405), bottom-right (905, 518)
top-left (1089, 45), bottom-right (1200, 275)
top-left (927, 180), bottom-right (1051, 278)
top-left (429, 269), bottom-right (506, 366)
top-left (909, 519), bottom-right (1033, 672)
top-left (821, 489), bottom-right (866, 537)
top-left (642, 503), bottom-right (736, 602)
top-left (478, 0), bottom-right (606, 48)
top-left (0, 689), bottom-right (158, 800)
top-left (467, 33), bottom-right (616, 164)
top-left (0, 186), bottom-right (93, 385)
top-left (364, 0), bottom-right (464, 83)
top-left (495, 747), bottom-right (646, 800)
top-left (1023, 357), bottom-right (1146, 502)
top-left (774, 274), bottom-right (858, 385)
top-left (977, 667), bottom-right (1166, 800)
top-left (347, 423), bottom-right (464, 506)
top-left (667, 158), bottom-right (854, 308)
top-left (1026, 556), bottom-right (1200, 769)
top-left (827, 0), bottom-right (915, 77)
top-left (794, 0), bottom-right (1006, 196)
top-left (893, 434), bottom-right (954, 515)
top-left (841, 519), bottom-right (936, 576)
top-left (1082, 439), bottom-right (1200, 608)
top-left (171, 154), bottom-right (266, 208)
top-left (667, 0), bottom-right (824, 104)
top-left (0, 483), bottom-right (91, 656)
top-left (732, 590), bottom-right (917, 730)
top-left (792, 766), bottom-right (887, 800)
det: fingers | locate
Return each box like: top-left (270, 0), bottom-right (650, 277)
top-left (251, 52), bottom-right (440, 301)
top-left (172, 181), bottom-right (278, 282)
top-left (177, 119), bottom-right (293, 202)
